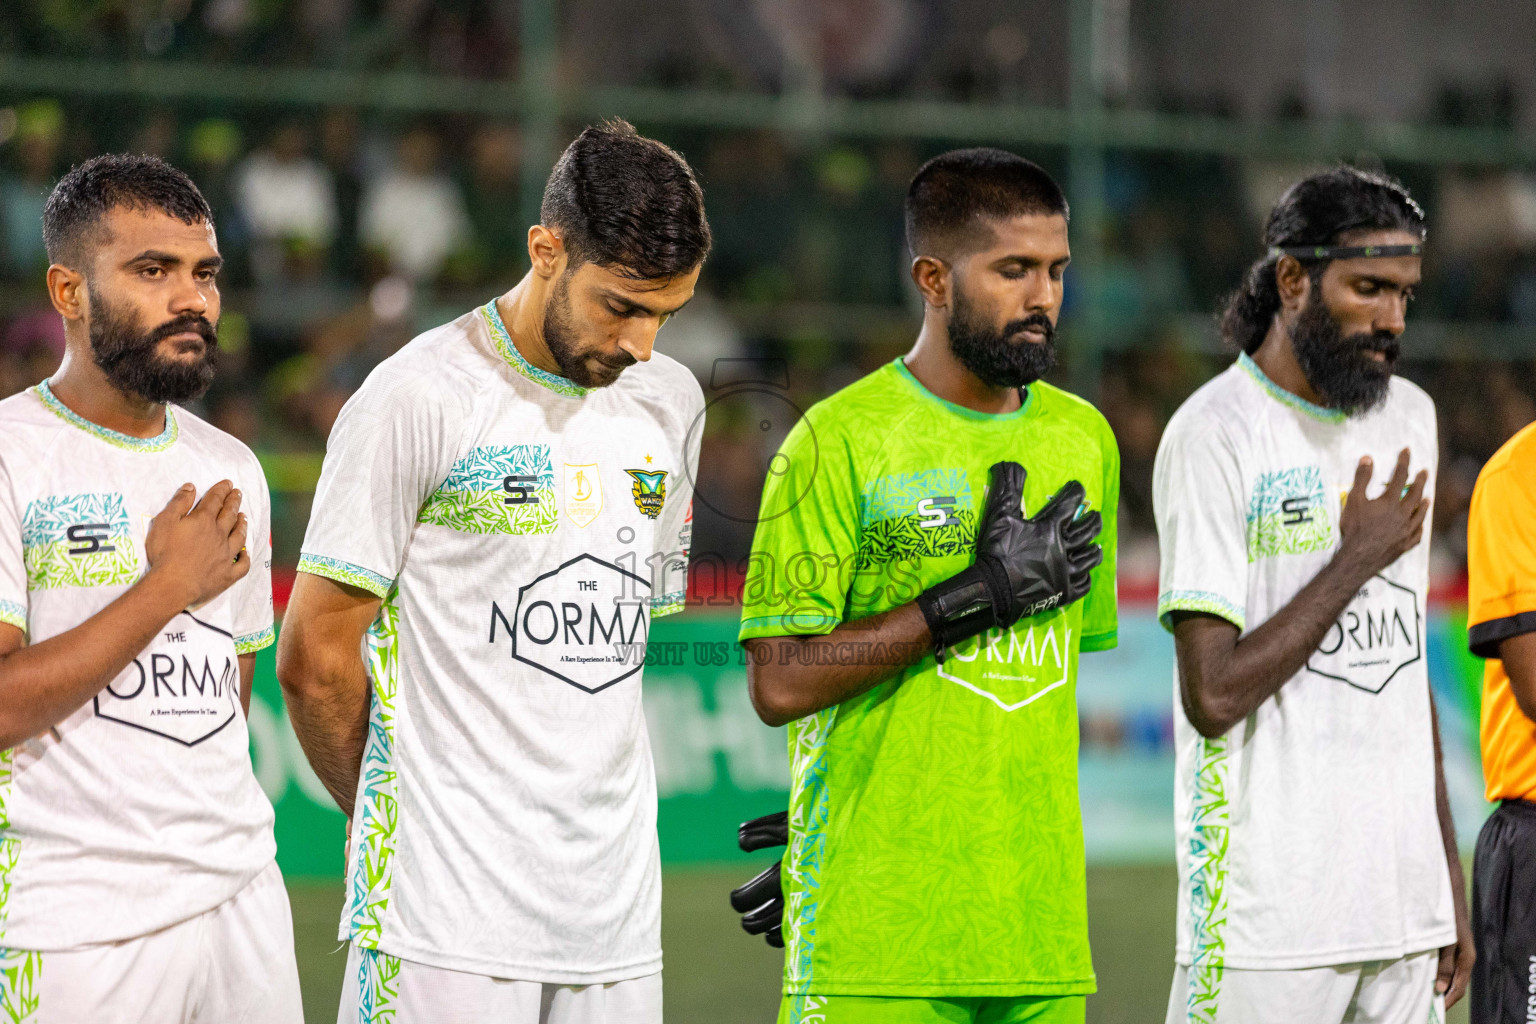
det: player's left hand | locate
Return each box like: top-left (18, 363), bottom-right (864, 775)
top-left (1436, 909), bottom-right (1474, 1008)
top-left (730, 810), bottom-right (788, 948)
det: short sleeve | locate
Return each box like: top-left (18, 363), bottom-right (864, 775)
top-left (231, 459), bottom-right (275, 654)
top-left (1080, 416), bottom-right (1120, 652)
top-left (1468, 457), bottom-right (1536, 658)
top-left (650, 397), bottom-right (702, 619)
top-left (1153, 416), bottom-right (1248, 633)
top-left (738, 414), bottom-right (861, 641)
top-left (0, 460), bottom-right (26, 635)
top-left (298, 371), bottom-right (461, 598)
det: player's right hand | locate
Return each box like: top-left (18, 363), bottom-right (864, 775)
top-left (730, 810), bottom-right (787, 948)
top-left (1337, 449), bottom-right (1429, 579)
top-left (915, 462), bottom-right (1102, 658)
top-left (145, 481), bottom-right (251, 608)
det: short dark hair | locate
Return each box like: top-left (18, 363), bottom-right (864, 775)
top-left (43, 154), bottom-right (214, 272)
top-left (905, 148), bottom-right (1069, 260)
top-left (540, 119), bottom-right (711, 279)
top-left (1221, 166), bottom-right (1426, 354)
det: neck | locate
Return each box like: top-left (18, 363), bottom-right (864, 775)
top-left (903, 314), bottom-right (1023, 415)
top-left (48, 345), bottom-right (168, 439)
top-left (495, 273), bottom-right (565, 378)
top-left (1250, 316), bottom-right (1326, 407)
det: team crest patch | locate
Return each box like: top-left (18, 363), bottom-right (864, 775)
top-left (564, 463), bottom-right (603, 528)
top-left (624, 469), bottom-right (667, 519)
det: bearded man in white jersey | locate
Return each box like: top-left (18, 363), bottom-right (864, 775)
top-left (1154, 167), bottom-right (1473, 1024)
top-left (277, 119), bottom-right (709, 1024)
top-left (0, 155), bottom-right (300, 1022)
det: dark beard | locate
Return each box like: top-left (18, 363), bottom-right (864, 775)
top-left (542, 271), bottom-right (632, 389)
top-left (1289, 294), bottom-right (1397, 416)
top-left (89, 288), bottom-right (218, 404)
top-left (947, 287), bottom-right (1057, 389)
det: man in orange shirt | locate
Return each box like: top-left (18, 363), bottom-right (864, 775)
top-left (1467, 419), bottom-right (1536, 1024)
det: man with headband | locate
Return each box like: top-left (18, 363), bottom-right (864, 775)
top-left (1153, 166), bottom-right (1472, 1024)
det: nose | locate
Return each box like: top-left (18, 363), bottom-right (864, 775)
top-left (171, 272), bottom-right (210, 318)
top-left (617, 327), bottom-right (655, 364)
top-left (1376, 294), bottom-right (1408, 336)
top-left (1020, 269), bottom-right (1061, 318)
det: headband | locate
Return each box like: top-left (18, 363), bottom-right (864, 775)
top-left (1268, 243), bottom-right (1423, 261)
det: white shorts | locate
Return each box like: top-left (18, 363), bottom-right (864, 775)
top-left (335, 945), bottom-right (662, 1024)
top-left (0, 860), bottom-right (301, 1024)
top-left (1165, 950), bottom-right (1446, 1024)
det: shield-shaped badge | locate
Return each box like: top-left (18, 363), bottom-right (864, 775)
top-left (564, 463), bottom-right (603, 528)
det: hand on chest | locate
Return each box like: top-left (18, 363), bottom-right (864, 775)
top-left (1242, 447), bottom-right (1430, 566)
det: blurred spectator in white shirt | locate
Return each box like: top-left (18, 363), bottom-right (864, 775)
top-left (236, 121), bottom-right (337, 282)
top-left (360, 126), bottom-right (470, 282)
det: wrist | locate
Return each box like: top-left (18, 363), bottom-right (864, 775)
top-left (137, 566), bottom-right (196, 614)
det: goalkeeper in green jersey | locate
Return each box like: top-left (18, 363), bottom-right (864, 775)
top-left (732, 149), bottom-right (1120, 1024)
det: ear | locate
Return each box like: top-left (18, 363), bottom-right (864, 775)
top-left (1274, 254), bottom-right (1312, 315)
top-left (527, 224), bottom-right (568, 280)
top-left (46, 264), bottom-right (86, 322)
top-left (910, 255), bottom-right (951, 310)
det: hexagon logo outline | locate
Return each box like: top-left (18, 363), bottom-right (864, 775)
top-left (511, 552), bottom-right (652, 695)
top-left (935, 623), bottom-right (1074, 712)
top-left (93, 611), bottom-right (240, 746)
top-left (1305, 573), bottom-right (1422, 694)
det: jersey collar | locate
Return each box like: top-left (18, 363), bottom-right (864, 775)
top-left (32, 378), bottom-right (180, 452)
top-left (891, 358), bottom-right (1037, 422)
top-left (479, 299), bottom-right (592, 399)
top-left (1236, 352), bottom-right (1347, 424)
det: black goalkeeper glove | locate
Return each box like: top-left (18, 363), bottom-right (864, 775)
top-left (729, 810), bottom-right (787, 948)
top-left (914, 461), bottom-right (1102, 661)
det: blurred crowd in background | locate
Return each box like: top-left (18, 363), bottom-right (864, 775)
top-left (3, 0), bottom-right (1536, 590)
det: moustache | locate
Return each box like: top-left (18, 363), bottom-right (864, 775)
top-left (1351, 332), bottom-right (1399, 361)
top-left (147, 314), bottom-right (218, 349)
top-left (1003, 315), bottom-right (1055, 345)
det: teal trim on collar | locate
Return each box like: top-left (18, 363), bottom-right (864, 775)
top-left (1236, 352), bottom-right (1346, 424)
top-left (891, 358), bottom-right (1037, 422)
top-left (32, 379), bottom-right (179, 451)
top-left (479, 299), bottom-right (591, 399)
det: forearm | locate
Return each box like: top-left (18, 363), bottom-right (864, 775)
top-left (0, 570), bottom-right (190, 748)
top-left (1181, 550), bottom-right (1374, 735)
top-left (280, 653), bottom-right (371, 813)
top-left (744, 603), bottom-right (931, 727)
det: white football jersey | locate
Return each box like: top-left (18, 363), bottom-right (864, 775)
top-left (300, 300), bottom-right (701, 983)
top-left (0, 381), bottom-right (276, 951)
top-left (1154, 352), bottom-right (1454, 972)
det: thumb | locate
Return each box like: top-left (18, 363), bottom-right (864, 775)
top-left (1435, 943), bottom-right (1453, 993)
top-left (983, 462), bottom-right (1026, 522)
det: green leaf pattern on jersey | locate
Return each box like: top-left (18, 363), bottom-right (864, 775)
top-left (856, 468), bottom-right (977, 567)
top-left (1184, 736), bottom-right (1231, 1024)
top-left (0, 750), bottom-right (16, 945)
top-left (417, 445), bottom-right (557, 535)
top-left (0, 948), bottom-right (39, 1024)
top-left (347, 590), bottom-right (402, 948)
top-left (357, 947), bottom-right (399, 1023)
top-left (20, 493), bottom-right (139, 590)
top-left (784, 707), bottom-right (835, 993)
top-left (0, 601), bottom-right (21, 634)
top-left (1245, 466), bottom-right (1332, 562)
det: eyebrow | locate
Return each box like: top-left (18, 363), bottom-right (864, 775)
top-left (602, 290), bottom-right (693, 317)
top-left (1356, 273), bottom-right (1419, 289)
top-left (994, 253), bottom-right (1072, 267)
top-left (124, 249), bottom-right (224, 272)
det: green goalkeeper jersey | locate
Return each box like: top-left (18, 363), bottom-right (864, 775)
top-left (739, 358), bottom-right (1119, 998)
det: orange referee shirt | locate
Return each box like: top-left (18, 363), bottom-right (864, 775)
top-left (1469, 421), bottom-right (1536, 803)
